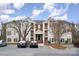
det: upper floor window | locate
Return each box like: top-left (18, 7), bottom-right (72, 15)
top-left (31, 31), bottom-right (34, 36)
top-left (31, 23), bottom-right (34, 29)
top-left (45, 23), bottom-right (48, 29)
top-left (40, 24), bottom-right (43, 31)
top-left (7, 31), bottom-right (11, 35)
top-left (45, 30), bottom-right (48, 36)
top-left (35, 24), bottom-right (38, 31)
top-left (14, 30), bottom-right (17, 35)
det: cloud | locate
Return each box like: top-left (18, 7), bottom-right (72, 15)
top-left (48, 7), bottom-right (66, 17)
top-left (48, 3), bottom-right (70, 20)
top-left (43, 3), bottom-right (55, 11)
top-left (53, 14), bottom-right (68, 20)
top-left (13, 16), bottom-right (26, 20)
top-left (65, 3), bottom-right (71, 11)
top-left (1, 9), bottom-right (15, 14)
top-left (0, 3), bottom-right (15, 14)
top-left (0, 15), bottom-right (10, 23)
top-left (31, 3), bottom-right (70, 20)
top-left (13, 3), bottom-right (25, 10)
top-left (31, 9), bottom-right (44, 18)
top-left (0, 15), bottom-right (27, 23)
top-left (74, 3), bottom-right (79, 5)
top-left (31, 3), bottom-right (55, 18)
top-left (0, 15), bottom-right (9, 19)
top-left (0, 3), bottom-right (25, 14)
top-left (0, 3), bottom-right (11, 9)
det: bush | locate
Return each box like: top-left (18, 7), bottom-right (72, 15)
top-left (48, 41), bottom-right (51, 44)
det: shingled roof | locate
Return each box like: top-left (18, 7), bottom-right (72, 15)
top-left (34, 20), bottom-right (45, 24)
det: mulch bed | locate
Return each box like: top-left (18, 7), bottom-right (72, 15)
top-left (50, 44), bottom-right (67, 49)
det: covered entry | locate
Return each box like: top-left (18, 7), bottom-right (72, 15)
top-left (36, 34), bottom-right (43, 43)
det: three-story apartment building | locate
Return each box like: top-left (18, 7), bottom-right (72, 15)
top-left (3, 17), bottom-right (75, 45)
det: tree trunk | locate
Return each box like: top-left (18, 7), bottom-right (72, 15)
top-left (2, 24), bottom-right (6, 41)
top-left (18, 23), bottom-right (21, 41)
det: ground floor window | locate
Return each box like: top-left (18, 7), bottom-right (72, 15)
top-left (52, 38), bottom-right (54, 42)
top-left (60, 38), bottom-right (64, 42)
top-left (67, 38), bottom-right (71, 43)
top-left (45, 37), bottom-right (48, 41)
top-left (14, 38), bottom-right (17, 42)
top-left (44, 37), bottom-right (48, 43)
top-left (7, 38), bottom-right (11, 42)
top-left (65, 38), bottom-right (71, 44)
top-left (67, 38), bottom-right (71, 41)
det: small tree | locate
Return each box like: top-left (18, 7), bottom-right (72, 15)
top-left (49, 20), bottom-right (62, 44)
top-left (49, 19), bottom-right (73, 45)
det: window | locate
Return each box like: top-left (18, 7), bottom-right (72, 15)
top-left (31, 31), bottom-right (34, 36)
top-left (45, 37), bottom-right (48, 41)
top-left (52, 38), bottom-right (54, 42)
top-left (14, 38), bottom-right (17, 42)
top-left (61, 38), bottom-right (64, 42)
top-left (7, 31), bottom-right (11, 35)
top-left (40, 24), bottom-right (43, 31)
top-left (65, 38), bottom-right (71, 44)
top-left (35, 24), bottom-right (38, 31)
top-left (44, 37), bottom-right (48, 43)
top-left (7, 38), bottom-right (11, 42)
top-left (45, 30), bottom-right (48, 36)
top-left (31, 38), bottom-right (34, 41)
top-left (45, 23), bottom-right (48, 29)
top-left (14, 31), bottom-right (17, 35)
top-left (67, 38), bottom-right (71, 42)
top-left (31, 23), bottom-right (34, 29)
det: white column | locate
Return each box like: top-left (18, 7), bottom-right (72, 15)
top-left (43, 22), bottom-right (45, 44)
top-left (29, 31), bottom-right (31, 41)
top-left (21, 22), bottom-right (23, 41)
top-left (11, 31), bottom-right (14, 43)
top-left (48, 21), bottom-right (50, 41)
top-left (34, 23), bottom-right (36, 41)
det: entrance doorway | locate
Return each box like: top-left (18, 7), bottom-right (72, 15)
top-left (36, 34), bottom-right (43, 43)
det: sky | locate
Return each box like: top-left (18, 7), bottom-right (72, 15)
top-left (0, 3), bottom-right (79, 24)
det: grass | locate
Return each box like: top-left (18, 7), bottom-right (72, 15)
top-left (50, 44), bottom-right (67, 49)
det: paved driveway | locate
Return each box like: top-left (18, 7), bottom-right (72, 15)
top-left (0, 45), bottom-right (79, 56)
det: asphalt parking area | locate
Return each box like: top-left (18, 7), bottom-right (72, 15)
top-left (0, 45), bottom-right (79, 56)
top-left (0, 45), bottom-right (53, 56)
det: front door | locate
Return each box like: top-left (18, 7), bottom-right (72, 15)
top-left (36, 34), bottom-right (43, 43)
